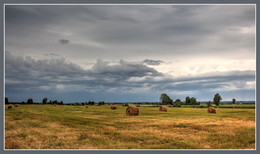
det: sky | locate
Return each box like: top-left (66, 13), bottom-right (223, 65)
top-left (5, 5), bottom-right (256, 103)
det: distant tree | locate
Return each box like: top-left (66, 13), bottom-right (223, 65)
top-left (60, 101), bottom-right (64, 105)
top-left (175, 99), bottom-right (181, 103)
top-left (172, 99), bottom-right (181, 107)
top-left (42, 98), bottom-right (48, 104)
top-left (213, 93), bottom-right (222, 108)
top-left (53, 100), bottom-right (58, 105)
top-left (27, 98), bottom-right (33, 104)
top-left (232, 98), bottom-right (236, 108)
top-left (98, 101), bottom-right (105, 106)
top-left (122, 103), bottom-right (129, 107)
top-left (190, 97), bottom-right (197, 105)
top-left (184, 96), bottom-right (199, 105)
top-left (185, 96), bottom-right (190, 105)
top-left (206, 101), bottom-right (211, 107)
top-left (160, 93), bottom-right (173, 105)
top-left (5, 97), bottom-right (9, 104)
top-left (88, 101), bottom-right (95, 105)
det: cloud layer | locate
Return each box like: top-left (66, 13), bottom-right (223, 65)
top-left (5, 51), bottom-right (255, 102)
top-left (5, 5), bottom-right (256, 102)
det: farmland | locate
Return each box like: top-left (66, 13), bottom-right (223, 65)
top-left (5, 104), bottom-right (255, 149)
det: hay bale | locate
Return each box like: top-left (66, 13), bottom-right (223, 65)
top-left (159, 106), bottom-right (167, 112)
top-left (85, 105), bottom-right (88, 108)
top-left (7, 105), bottom-right (12, 109)
top-left (110, 105), bottom-right (117, 110)
top-left (208, 107), bottom-right (216, 113)
top-left (126, 106), bottom-right (139, 116)
top-left (14, 104), bottom-right (18, 107)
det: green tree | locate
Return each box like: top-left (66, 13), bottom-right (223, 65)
top-left (42, 98), bottom-right (48, 104)
top-left (160, 93), bottom-right (173, 105)
top-left (173, 99), bottom-right (181, 107)
top-left (232, 98), bottom-right (236, 108)
top-left (88, 101), bottom-right (95, 105)
top-left (185, 96), bottom-right (190, 105)
top-left (27, 98), bottom-right (33, 104)
top-left (98, 101), bottom-right (105, 106)
top-left (53, 100), bottom-right (57, 104)
top-left (213, 93), bottom-right (222, 108)
top-left (190, 97), bottom-right (197, 105)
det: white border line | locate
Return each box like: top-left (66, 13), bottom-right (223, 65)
top-left (3, 3), bottom-right (257, 151)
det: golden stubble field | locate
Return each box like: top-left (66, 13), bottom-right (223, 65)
top-left (4, 104), bottom-right (255, 149)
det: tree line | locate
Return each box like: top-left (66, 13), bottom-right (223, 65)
top-left (160, 93), bottom-right (235, 108)
top-left (159, 93), bottom-right (200, 107)
top-left (4, 97), bottom-right (106, 106)
top-left (5, 93), bottom-right (237, 108)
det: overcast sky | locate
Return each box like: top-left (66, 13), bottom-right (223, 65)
top-left (5, 5), bottom-right (256, 103)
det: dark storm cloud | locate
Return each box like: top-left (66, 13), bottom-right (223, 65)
top-left (89, 59), bottom-right (162, 78)
top-left (59, 39), bottom-right (70, 44)
top-left (5, 51), bottom-right (85, 88)
top-left (5, 52), bottom-right (255, 97)
top-left (5, 52), bottom-right (162, 92)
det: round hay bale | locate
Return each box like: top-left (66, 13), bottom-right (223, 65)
top-left (159, 106), bottom-right (167, 112)
top-left (110, 105), bottom-right (117, 110)
top-left (85, 105), bottom-right (88, 108)
top-left (208, 107), bottom-right (216, 113)
top-left (126, 106), bottom-right (139, 116)
top-left (7, 105), bottom-right (12, 109)
top-left (14, 104), bottom-right (18, 107)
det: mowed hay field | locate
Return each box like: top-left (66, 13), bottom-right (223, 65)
top-left (5, 105), bottom-right (255, 149)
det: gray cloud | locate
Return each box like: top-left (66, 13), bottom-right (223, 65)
top-left (50, 53), bottom-right (59, 56)
top-left (44, 53), bottom-right (60, 57)
top-left (5, 52), bottom-right (255, 102)
top-left (89, 59), bottom-right (162, 78)
top-left (143, 59), bottom-right (164, 66)
top-left (5, 5), bottom-right (255, 63)
top-left (59, 39), bottom-right (70, 44)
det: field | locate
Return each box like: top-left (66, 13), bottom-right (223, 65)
top-left (5, 104), bottom-right (255, 149)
